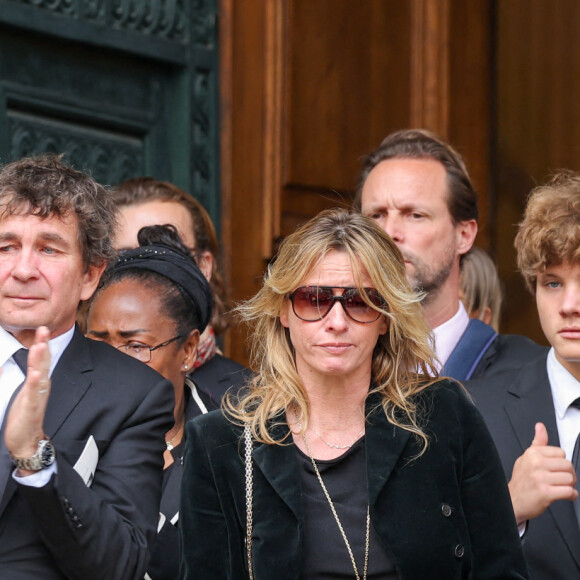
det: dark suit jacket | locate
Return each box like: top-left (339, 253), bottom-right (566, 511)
top-left (0, 327), bottom-right (174, 580)
top-left (180, 380), bottom-right (528, 579)
top-left (190, 353), bottom-right (250, 404)
top-left (463, 329), bottom-right (547, 380)
top-left (467, 356), bottom-right (580, 580)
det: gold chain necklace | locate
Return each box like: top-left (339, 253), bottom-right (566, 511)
top-left (295, 411), bottom-right (370, 580)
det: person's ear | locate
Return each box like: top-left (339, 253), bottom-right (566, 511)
top-left (280, 299), bottom-right (290, 328)
top-left (181, 330), bottom-right (200, 372)
top-left (80, 263), bottom-right (107, 301)
top-left (196, 251), bottom-right (213, 282)
top-left (378, 316), bottom-right (388, 336)
top-left (455, 219), bottom-right (478, 256)
top-left (481, 306), bottom-right (493, 326)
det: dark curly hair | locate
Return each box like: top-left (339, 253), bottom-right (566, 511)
top-left (0, 154), bottom-right (117, 270)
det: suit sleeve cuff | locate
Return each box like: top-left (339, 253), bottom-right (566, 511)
top-left (13, 460), bottom-right (58, 487)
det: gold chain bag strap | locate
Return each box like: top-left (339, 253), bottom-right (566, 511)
top-left (244, 424), bottom-right (255, 580)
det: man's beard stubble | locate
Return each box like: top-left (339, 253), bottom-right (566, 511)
top-left (403, 245), bottom-right (456, 306)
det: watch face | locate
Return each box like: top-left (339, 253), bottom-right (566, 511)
top-left (39, 440), bottom-right (56, 468)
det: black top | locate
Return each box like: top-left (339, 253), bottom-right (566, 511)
top-left (296, 437), bottom-right (398, 579)
top-left (146, 380), bottom-right (217, 579)
top-left (190, 353), bottom-right (251, 403)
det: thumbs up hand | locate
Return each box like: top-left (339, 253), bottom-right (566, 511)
top-left (508, 422), bottom-right (577, 525)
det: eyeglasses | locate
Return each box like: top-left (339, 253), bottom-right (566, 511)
top-left (288, 286), bottom-right (385, 323)
top-left (116, 335), bottom-right (184, 363)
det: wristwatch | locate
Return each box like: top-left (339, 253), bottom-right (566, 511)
top-left (11, 439), bottom-right (56, 471)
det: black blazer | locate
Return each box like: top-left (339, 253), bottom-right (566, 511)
top-left (191, 353), bottom-right (250, 404)
top-left (180, 380), bottom-right (528, 579)
top-left (0, 327), bottom-right (174, 580)
top-left (467, 355), bottom-right (580, 580)
top-left (470, 333), bottom-right (548, 380)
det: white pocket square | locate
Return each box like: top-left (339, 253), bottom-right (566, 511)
top-left (73, 435), bottom-right (98, 487)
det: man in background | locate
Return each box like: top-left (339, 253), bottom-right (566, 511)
top-left (355, 129), bottom-right (544, 379)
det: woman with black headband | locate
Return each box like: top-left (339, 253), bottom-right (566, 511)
top-left (86, 224), bottom-right (214, 580)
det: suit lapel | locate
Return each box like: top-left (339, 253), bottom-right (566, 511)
top-left (504, 358), bottom-right (560, 450)
top-left (504, 357), bottom-right (580, 569)
top-left (365, 396), bottom-right (411, 508)
top-left (251, 421), bottom-right (302, 520)
top-left (43, 329), bottom-right (93, 439)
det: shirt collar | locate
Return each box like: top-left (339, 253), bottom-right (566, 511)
top-left (432, 301), bottom-right (470, 368)
top-left (0, 325), bottom-right (75, 376)
top-left (547, 347), bottom-right (580, 420)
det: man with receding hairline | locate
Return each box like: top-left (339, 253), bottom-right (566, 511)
top-left (356, 129), bottom-right (545, 380)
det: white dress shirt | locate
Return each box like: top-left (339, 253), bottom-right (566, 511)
top-left (547, 347), bottom-right (580, 460)
top-left (0, 325), bottom-right (74, 486)
top-left (432, 301), bottom-right (470, 372)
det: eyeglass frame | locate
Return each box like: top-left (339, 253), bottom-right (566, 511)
top-left (116, 334), bottom-right (185, 363)
top-left (287, 286), bottom-right (386, 323)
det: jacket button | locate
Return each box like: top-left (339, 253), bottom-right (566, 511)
top-left (454, 544), bottom-right (465, 558)
top-left (441, 503), bottom-right (452, 517)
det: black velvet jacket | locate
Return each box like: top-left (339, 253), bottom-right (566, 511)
top-left (180, 380), bottom-right (528, 579)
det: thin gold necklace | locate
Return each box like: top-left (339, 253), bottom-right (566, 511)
top-left (295, 411), bottom-right (370, 580)
top-left (312, 427), bottom-right (365, 450)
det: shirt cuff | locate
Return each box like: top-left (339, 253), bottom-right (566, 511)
top-left (13, 461), bottom-right (57, 487)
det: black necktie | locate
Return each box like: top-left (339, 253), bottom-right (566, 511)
top-left (570, 398), bottom-right (580, 525)
top-left (12, 348), bottom-right (28, 376)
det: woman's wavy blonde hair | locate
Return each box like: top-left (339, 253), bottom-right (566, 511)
top-left (226, 208), bottom-right (439, 452)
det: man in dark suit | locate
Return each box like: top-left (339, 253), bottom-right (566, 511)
top-left (468, 172), bottom-right (580, 579)
top-left (0, 155), bottom-right (173, 579)
top-left (355, 129), bottom-right (545, 380)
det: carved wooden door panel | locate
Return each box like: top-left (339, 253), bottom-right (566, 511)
top-left (0, 0), bottom-right (221, 225)
top-left (0, 28), bottom-right (164, 185)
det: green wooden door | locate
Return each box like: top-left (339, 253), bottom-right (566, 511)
top-left (0, 0), bottom-right (221, 231)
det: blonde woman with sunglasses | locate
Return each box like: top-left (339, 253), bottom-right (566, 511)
top-left (180, 209), bottom-right (527, 579)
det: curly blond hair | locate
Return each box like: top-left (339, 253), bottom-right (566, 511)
top-left (226, 208), bottom-right (438, 453)
top-left (515, 172), bottom-right (580, 292)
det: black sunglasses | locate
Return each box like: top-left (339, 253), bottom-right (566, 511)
top-left (288, 286), bottom-right (386, 323)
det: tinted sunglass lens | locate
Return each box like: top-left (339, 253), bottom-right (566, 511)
top-left (293, 287), bottom-right (332, 320)
top-left (343, 288), bottom-right (384, 322)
